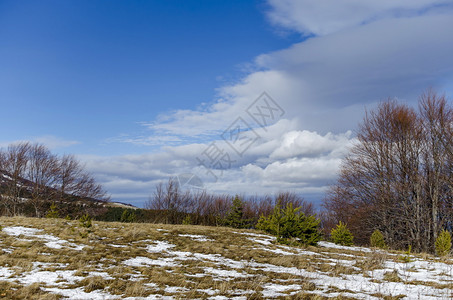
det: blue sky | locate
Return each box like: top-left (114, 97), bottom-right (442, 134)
top-left (1, 0), bottom-right (453, 207)
top-left (0, 0), bottom-right (298, 154)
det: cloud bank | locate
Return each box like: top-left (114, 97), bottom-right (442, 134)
top-left (91, 0), bottom-right (453, 206)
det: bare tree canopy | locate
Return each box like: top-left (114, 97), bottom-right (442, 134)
top-left (324, 90), bottom-right (453, 253)
top-left (0, 142), bottom-right (31, 216)
top-left (0, 142), bottom-right (109, 216)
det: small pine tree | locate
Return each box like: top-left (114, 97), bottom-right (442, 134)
top-left (370, 229), bottom-right (386, 249)
top-left (223, 196), bottom-right (247, 228)
top-left (128, 210), bottom-right (136, 222)
top-left (435, 230), bottom-right (452, 257)
top-left (79, 214), bottom-right (92, 229)
top-left (78, 214), bottom-right (92, 238)
top-left (399, 245), bottom-right (412, 263)
top-left (257, 203), bottom-right (283, 236)
top-left (46, 202), bottom-right (59, 218)
top-left (257, 202), bottom-right (321, 246)
top-left (120, 209), bottom-right (136, 223)
top-left (182, 215), bottom-right (192, 225)
top-left (331, 221), bottom-right (354, 246)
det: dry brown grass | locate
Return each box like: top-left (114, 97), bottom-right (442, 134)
top-left (123, 281), bottom-right (149, 297)
top-left (0, 281), bottom-right (60, 300)
top-left (79, 276), bottom-right (111, 292)
top-left (383, 270), bottom-right (402, 282)
top-left (354, 250), bottom-right (388, 271)
top-left (0, 216), bottom-right (451, 299)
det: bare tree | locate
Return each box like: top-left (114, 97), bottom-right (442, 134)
top-left (0, 143), bottom-right (109, 217)
top-left (27, 144), bottom-right (59, 217)
top-left (56, 154), bottom-right (83, 199)
top-left (419, 90), bottom-right (453, 242)
top-left (275, 192), bottom-right (314, 216)
top-left (145, 177), bottom-right (190, 223)
top-left (55, 154), bottom-right (109, 202)
top-left (324, 90), bottom-right (453, 252)
top-left (0, 142), bottom-right (31, 216)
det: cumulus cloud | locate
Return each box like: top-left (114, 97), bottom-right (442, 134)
top-left (269, 130), bottom-right (353, 159)
top-left (86, 125), bottom-right (355, 206)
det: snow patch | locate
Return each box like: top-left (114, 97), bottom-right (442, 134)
top-left (3, 226), bottom-right (85, 250)
top-left (44, 287), bottom-right (118, 300)
top-left (179, 234), bottom-right (214, 242)
top-left (318, 241), bottom-right (372, 253)
top-left (203, 267), bottom-right (252, 280)
top-left (124, 256), bottom-right (178, 268)
top-left (261, 283), bottom-right (301, 297)
top-left (146, 241), bottom-right (175, 253)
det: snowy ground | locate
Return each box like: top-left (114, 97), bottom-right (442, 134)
top-left (0, 217), bottom-right (451, 299)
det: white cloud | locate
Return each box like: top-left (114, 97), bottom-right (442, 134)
top-left (243, 157), bottom-right (342, 184)
top-left (84, 127), bottom-right (354, 206)
top-left (266, 0), bottom-right (453, 36)
top-left (269, 130), bottom-right (353, 159)
top-left (0, 135), bottom-right (79, 150)
top-left (99, 0), bottom-right (453, 206)
top-left (135, 10), bottom-right (453, 139)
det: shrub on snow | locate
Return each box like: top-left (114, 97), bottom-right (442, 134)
top-left (435, 230), bottom-right (451, 257)
top-left (370, 229), bottom-right (386, 249)
top-left (256, 202), bottom-right (321, 246)
top-left (330, 221), bottom-right (354, 246)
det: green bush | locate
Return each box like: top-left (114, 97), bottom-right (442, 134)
top-left (330, 221), bottom-right (354, 246)
top-left (399, 245), bottom-right (412, 263)
top-left (79, 214), bottom-right (92, 229)
top-left (435, 230), bottom-right (451, 257)
top-left (46, 202), bottom-right (59, 218)
top-left (256, 202), bottom-right (321, 246)
top-left (120, 209), bottom-right (136, 223)
top-left (256, 204), bottom-right (283, 236)
top-left (370, 229), bottom-right (386, 249)
top-left (78, 214), bottom-right (93, 238)
top-left (182, 215), bottom-right (192, 225)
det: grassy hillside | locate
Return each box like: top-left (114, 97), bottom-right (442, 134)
top-left (0, 217), bottom-right (451, 299)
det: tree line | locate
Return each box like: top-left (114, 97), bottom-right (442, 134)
top-left (323, 90), bottom-right (453, 253)
top-left (145, 177), bottom-right (314, 227)
top-left (0, 142), bottom-right (109, 217)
